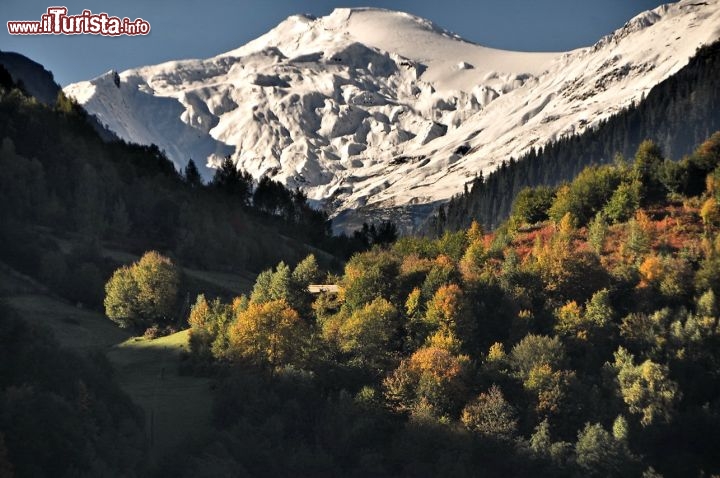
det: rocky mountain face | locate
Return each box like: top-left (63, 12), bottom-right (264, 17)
top-left (64, 1), bottom-right (720, 231)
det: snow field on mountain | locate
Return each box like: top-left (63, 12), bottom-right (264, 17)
top-left (65, 1), bottom-right (720, 230)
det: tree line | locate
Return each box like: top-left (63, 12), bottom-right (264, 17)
top-left (427, 40), bottom-right (720, 234)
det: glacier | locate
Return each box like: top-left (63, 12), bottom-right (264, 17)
top-left (64, 1), bottom-right (720, 231)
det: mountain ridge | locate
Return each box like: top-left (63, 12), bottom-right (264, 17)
top-left (64, 1), bottom-right (720, 231)
top-left (0, 50), bottom-right (60, 105)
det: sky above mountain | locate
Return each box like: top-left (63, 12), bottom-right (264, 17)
top-left (3, 0), bottom-right (672, 86)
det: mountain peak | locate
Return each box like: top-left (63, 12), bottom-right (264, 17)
top-left (220, 7), bottom-right (468, 60)
top-left (220, 6), bottom-right (557, 92)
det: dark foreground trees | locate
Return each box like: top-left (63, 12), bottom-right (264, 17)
top-left (0, 305), bottom-right (146, 477)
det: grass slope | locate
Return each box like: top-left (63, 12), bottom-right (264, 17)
top-left (108, 331), bottom-right (214, 460)
top-left (0, 262), bottom-right (221, 463)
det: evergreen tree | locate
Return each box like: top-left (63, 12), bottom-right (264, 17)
top-left (74, 164), bottom-right (105, 237)
top-left (184, 158), bottom-right (203, 188)
top-left (109, 198), bottom-right (131, 237)
top-left (588, 212), bottom-right (608, 254)
top-left (633, 140), bottom-right (665, 204)
top-left (0, 64), bottom-right (14, 90)
top-left (212, 156), bottom-right (253, 205)
top-left (253, 175), bottom-right (293, 218)
top-left (372, 221), bottom-right (399, 246)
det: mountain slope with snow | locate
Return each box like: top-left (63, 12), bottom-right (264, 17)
top-left (65, 1), bottom-right (720, 230)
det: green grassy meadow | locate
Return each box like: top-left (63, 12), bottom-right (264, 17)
top-left (0, 261), bottom-right (250, 462)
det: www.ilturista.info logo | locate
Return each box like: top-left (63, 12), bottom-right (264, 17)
top-left (7, 7), bottom-right (151, 36)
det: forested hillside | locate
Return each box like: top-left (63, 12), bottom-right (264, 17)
top-left (3, 42), bottom-right (720, 477)
top-left (0, 62), bottom-right (369, 477)
top-left (428, 41), bottom-right (720, 233)
top-left (0, 68), bottom-right (369, 311)
top-left (162, 134), bottom-right (720, 477)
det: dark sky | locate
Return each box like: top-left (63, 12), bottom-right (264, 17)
top-left (2, 0), bottom-right (673, 86)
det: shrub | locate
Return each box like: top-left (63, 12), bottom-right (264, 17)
top-left (511, 186), bottom-right (556, 225)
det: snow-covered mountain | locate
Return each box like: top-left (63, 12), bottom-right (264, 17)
top-left (65, 1), bottom-right (720, 231)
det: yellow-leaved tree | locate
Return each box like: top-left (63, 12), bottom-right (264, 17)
top-left (104, 251), bottom-right (180, 330)
top-left (335, 297), bottom-right (399, 371)
top-left (383, 345), bottom-right (469, 418)
top-left (610, 347), bottom-right (679, 426)
top-left (227, 299), bottom-right (307, 370)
